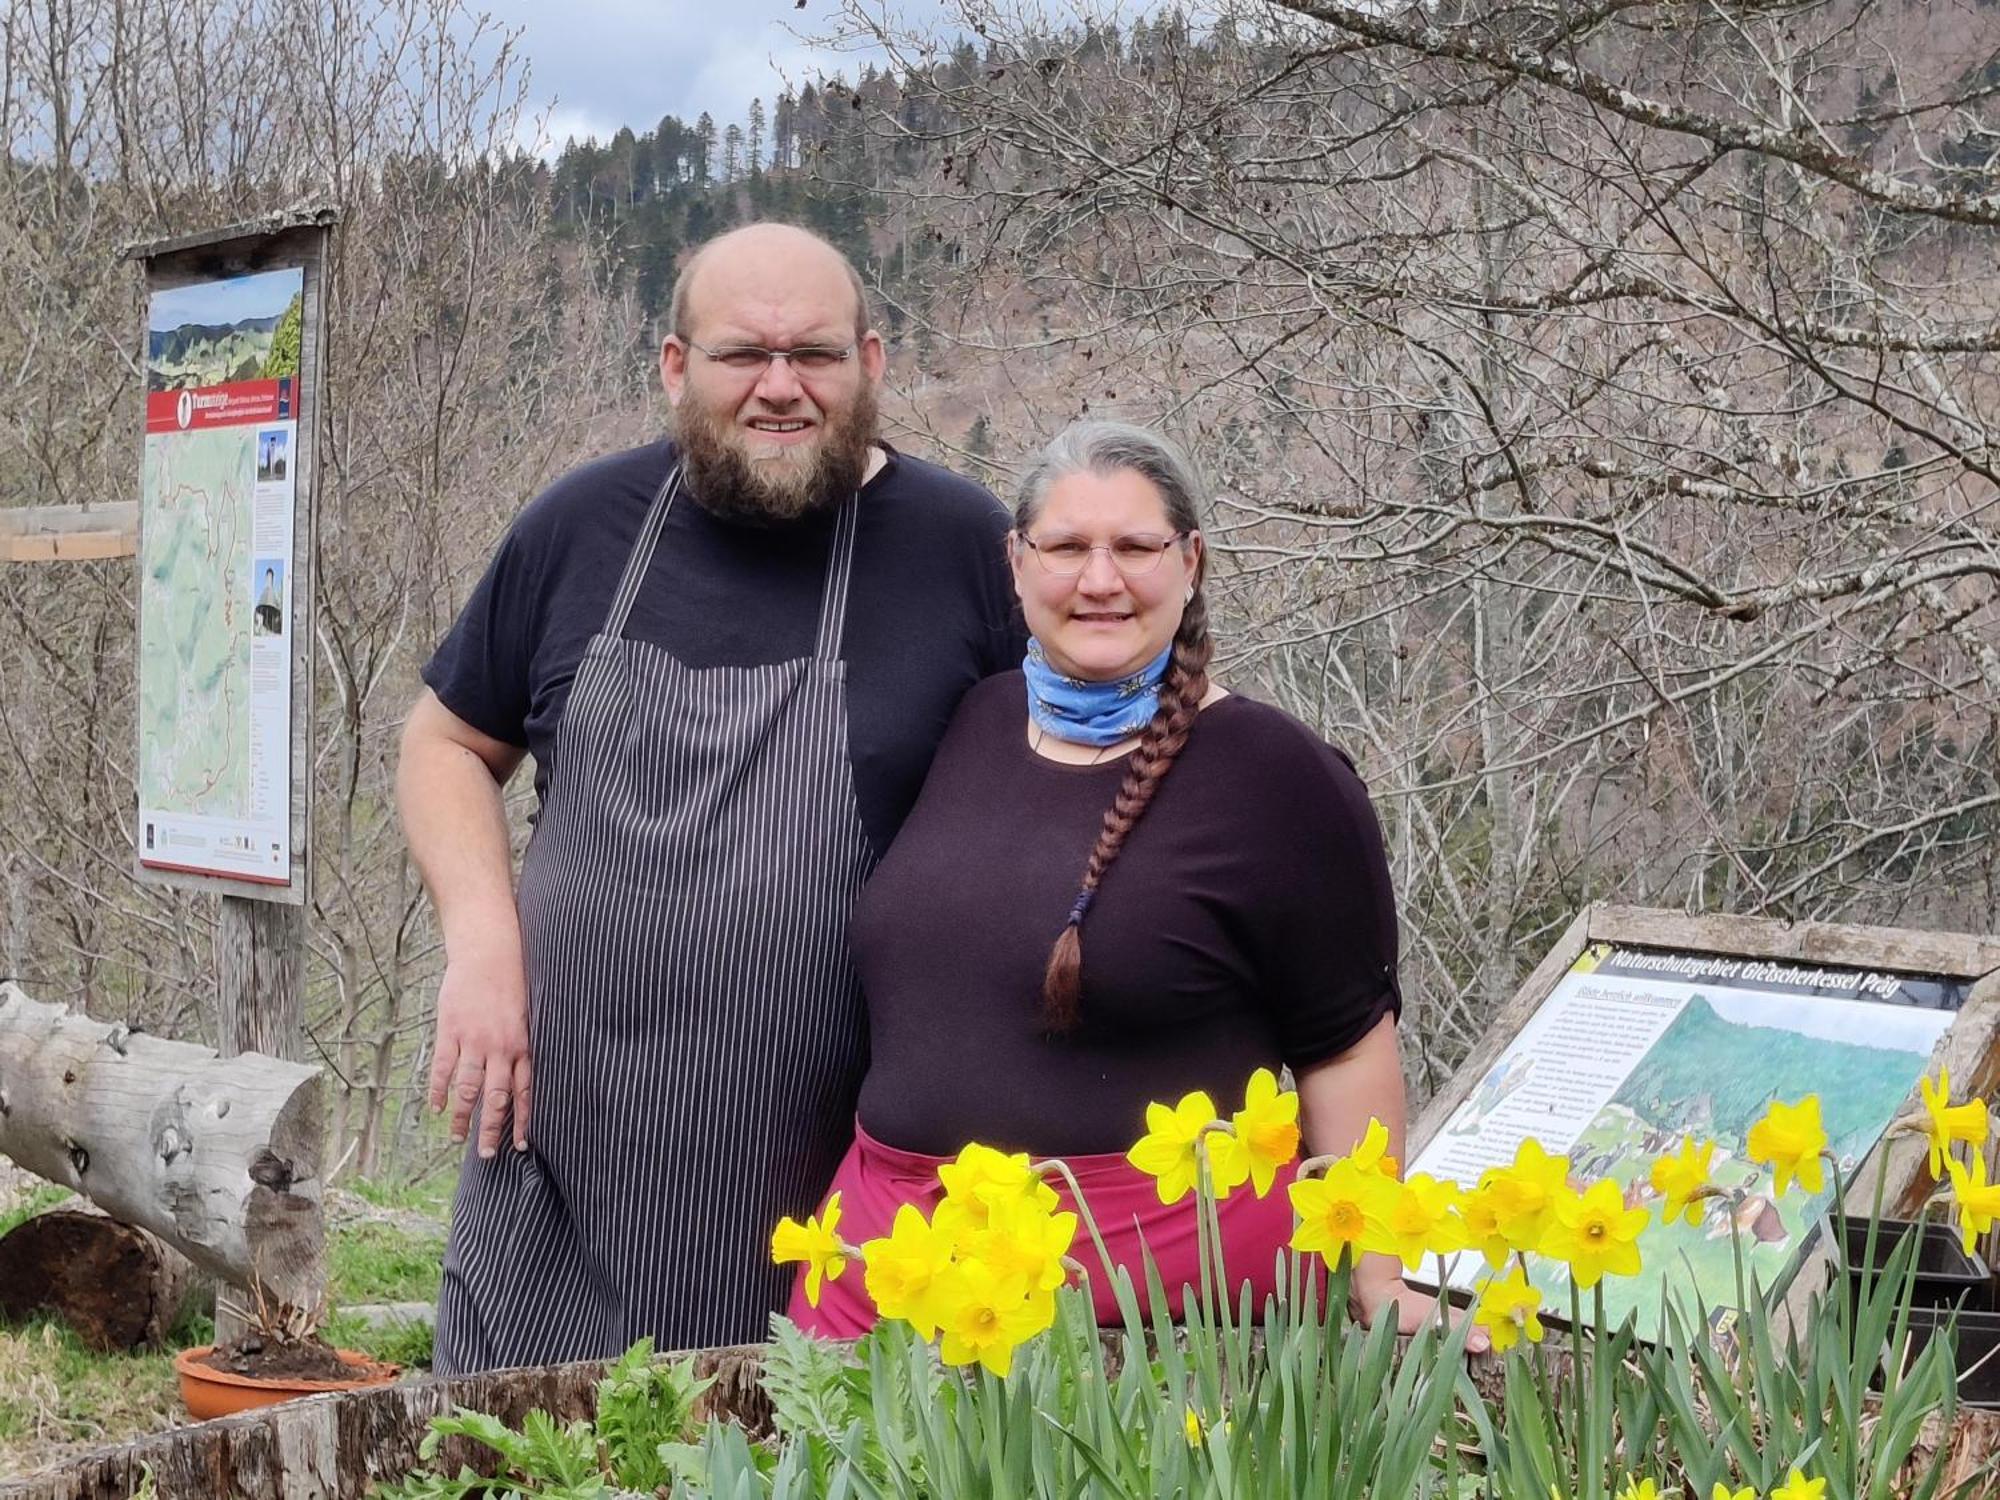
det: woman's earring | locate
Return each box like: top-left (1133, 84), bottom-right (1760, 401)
top-left (1184, 586), bottom-right (1194, 603)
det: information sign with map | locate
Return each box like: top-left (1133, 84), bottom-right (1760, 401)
top-left (1408, 941), bottom-right (1966, 1340)
top-left (137, 266), bottom-right (303, 885)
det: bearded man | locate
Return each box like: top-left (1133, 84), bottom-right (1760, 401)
top-left (399, 222), bottom-right (1022, 1372)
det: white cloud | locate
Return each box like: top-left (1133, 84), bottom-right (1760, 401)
top-left (497, 0), bottom-right (880, 158)
top-left (512, 102), bottom-right (628, 161)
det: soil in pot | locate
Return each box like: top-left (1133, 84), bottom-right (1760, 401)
top-left (176, 1337), bottom-right (400, 1421)
top-left (1836, 1216), bottom-right (1992, 1315)
top-left (200, 1332), bottom-right (360, 1380)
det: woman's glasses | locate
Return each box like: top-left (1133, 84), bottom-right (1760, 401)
top-left (1017, 531), bottom-right (1190, 577)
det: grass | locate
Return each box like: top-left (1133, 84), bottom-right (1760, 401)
top-left (0, 1173), bottom-right (450, 1482)
top-left (0, 1186), bottom-right (76, 1239)
top-left (328, 1220), bottom-right (448, 1306)
top-left (345, 1175), bottom-right (453, 1217)
top-left (0, 1317), bottom-right (186, 1477)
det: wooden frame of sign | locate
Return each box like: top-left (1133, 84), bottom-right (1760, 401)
top-left (125, 207), bottom-right (336, 1061)
top-left (1407, 903), bottom-right (2000, 1338)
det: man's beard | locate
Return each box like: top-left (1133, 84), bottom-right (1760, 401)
top-left (674, 384), bottom-right (878, 526)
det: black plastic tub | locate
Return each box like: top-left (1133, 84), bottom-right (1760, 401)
top-left (1891, 1306), bottom-right (2000, 1408)
top-left (1835, 1216), bottom-right (1993, 1316)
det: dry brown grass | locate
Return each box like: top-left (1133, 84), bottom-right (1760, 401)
top-left (0, 1319), bottom-right (180, 1482)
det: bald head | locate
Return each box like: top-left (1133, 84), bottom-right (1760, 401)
top-left (669, 222), bottom-right (871, 343)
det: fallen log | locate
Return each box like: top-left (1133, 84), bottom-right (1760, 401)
top-left (0, 982), bottom-right (325, 1316)
top-left (0, 1206), bottom-right (208, 1351)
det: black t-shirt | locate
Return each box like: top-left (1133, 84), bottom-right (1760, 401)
top-left (423, 439), bottom-right (1025, 855)
top-left (852, 672), bottom-right (1403, 1156)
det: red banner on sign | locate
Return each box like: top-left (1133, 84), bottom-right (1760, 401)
top-left (145, 378), bottom-right (294, 434)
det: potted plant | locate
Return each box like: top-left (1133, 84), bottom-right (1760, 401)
top-left (175, 1279), bottom-right (400, 1420)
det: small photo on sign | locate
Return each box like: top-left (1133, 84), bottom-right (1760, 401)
top-left (256, 427), bottom-right (290, 483)
top-left (253, 559), bottom-right (286, 638)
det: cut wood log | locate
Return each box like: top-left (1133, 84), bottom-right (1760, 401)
top-left (0, 982), bottom-right (325, 1316)
top-left (0, 1207), bottom-right (207, 1351)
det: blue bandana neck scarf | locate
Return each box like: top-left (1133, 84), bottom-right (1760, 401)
top-left (1024, 638), bottom-right (1174, 748)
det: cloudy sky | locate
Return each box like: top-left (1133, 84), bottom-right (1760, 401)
top-left (494, 0), bottom-right (889, 156)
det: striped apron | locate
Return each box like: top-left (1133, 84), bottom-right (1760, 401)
top-left (434, 464), bottom-right (875, 1373)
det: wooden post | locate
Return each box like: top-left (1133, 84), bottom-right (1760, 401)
top-left (215, 896), bottom-right (305, 1343)
top-left (218, 899), bottom-right (306, 1060)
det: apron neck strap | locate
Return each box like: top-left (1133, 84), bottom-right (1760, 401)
top-left (813, 492), bottom-right (861, 664)
top-left (603, 459), bottom-right (862, 661)
top-left (604, 462), bottom-right (683, 641)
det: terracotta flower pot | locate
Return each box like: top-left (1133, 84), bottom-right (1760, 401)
top-left (173, 1344), bottom-right (401, 1421)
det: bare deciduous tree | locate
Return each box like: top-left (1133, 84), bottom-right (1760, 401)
top-left (840, 0), bottom-right (2000, 1095)
top-left (0, 0), bottom-right (647, 1173)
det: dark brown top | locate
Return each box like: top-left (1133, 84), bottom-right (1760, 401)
top-left (851, 671), bottom-right (1403, 1157)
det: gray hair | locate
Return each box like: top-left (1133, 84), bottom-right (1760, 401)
top-left (1013, 421), bottom-right (1207, 546)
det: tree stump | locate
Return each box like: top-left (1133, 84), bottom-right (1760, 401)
top-left (0, 1207), bottom-right (206, 1351)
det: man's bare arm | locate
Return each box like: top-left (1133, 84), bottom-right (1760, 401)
top-left (397, 689), bottom-right (533, 1157)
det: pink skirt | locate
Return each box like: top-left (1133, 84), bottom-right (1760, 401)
top-left (787, 1118), bottom-right (1305, 1337)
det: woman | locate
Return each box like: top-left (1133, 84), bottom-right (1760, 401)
top-left (791, 420), bottom-right (1460, 1341)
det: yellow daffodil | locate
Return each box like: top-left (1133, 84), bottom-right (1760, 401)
top-left (932, 1258), bottom-right (1053, 1379)
top-left (1537, 1179), bottom-right (1648, 1289)
top-left (1649, 1136), bottom-right (1716, 1227)
top-left (770, 1191), bottom-right (847, 1307)
top-left (1208, 1068), bottom-right (1301, 1198)
top-left (972, 1195), bottom-right (1079, 1296)
top-left (1127, 1089), bottom-right (1224, 1204)
top-left (1615, 1479), bottom-right (1658, 1500)
top-left (1712, 1483), bottom-right (1755, 1500)
top-left (1770, 1468), bottom-right (1826, 1500)
top-left (1747, 1095), bottom-right (1828, 1197)
top-left (1181, 1406), bottom-right (1233, 1447)
top-left (1486, 1138), bottom-right (1574, 1251)
top-left (1348, 1116), bottom-right (1400, 1177)
top-left (1460, 1178), bottom-right (1515, 1271)
top-left (935, 1143), bottom-right (1058, 1238)
top-left (1383, 1173), bottom-right (1467, 1269)
top-left (1289, 1157), bottom-right (1397, 1267)
top-left (1471, 1264), bottom-right (1544, 1353)
top-left (1921, 1066), bottom-right (1989, 1181)
top-left (1946, 1147), bottom-right (2000, 1255)
top-left (860, 1202), bottom-right (955, 1339)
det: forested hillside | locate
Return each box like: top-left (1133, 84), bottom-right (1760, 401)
top-left (1, 0), bottom-right (1995, 1181)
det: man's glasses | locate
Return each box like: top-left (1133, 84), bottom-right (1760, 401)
top-left (1017, 531), bottom-right (1191, 577)
top-left (687, 341), bottom-right (857, 375)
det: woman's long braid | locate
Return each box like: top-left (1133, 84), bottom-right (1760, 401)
top-left (1040, 592), bottom-right (1213, 1032)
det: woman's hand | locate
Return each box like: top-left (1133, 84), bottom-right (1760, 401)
top-left (1350, 1253), bottom-right (1492, 1354)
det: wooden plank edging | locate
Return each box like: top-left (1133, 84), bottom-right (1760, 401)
top-left (0, 1345), bottom-right (769, 1500)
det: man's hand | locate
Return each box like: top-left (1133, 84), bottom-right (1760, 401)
top-left (429, 941), bottom-right (533, 1156)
